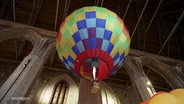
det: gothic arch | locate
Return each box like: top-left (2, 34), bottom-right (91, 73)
top-left (0, 28), bottom-right (42, 46)
top-left (0, 26), bottom-right (55, 103)
top-left (38, 74), bottom-right (79, 104)
top-left (0, 27), bottom-right (56, 57)
top-left (140, 56), bottom-right (184, 88)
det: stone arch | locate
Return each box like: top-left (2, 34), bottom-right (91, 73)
top-left (0, 28), bottom-right (42, 47)
top-left (175, 63), bottom-right (184, 80)
top-left (0, 28), bottom-right (41, 87)
top-left (140, 56), bottom-right (184, 88)
top-left (101, 82), bottom-right (121, 104)
top-left (38, 74), bottom-right (79, 104)
top-left (0, 27), bottom-right (56, 57)
top-left (0, 27), bottom-right (56, 103)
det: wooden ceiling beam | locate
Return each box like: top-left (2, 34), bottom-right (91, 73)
top-left (159, 11), bottom-right (184, 54)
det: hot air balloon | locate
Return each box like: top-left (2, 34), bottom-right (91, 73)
top-left (56, 6), bottom-right (130, 82)
top-left (140, 89), bottom-right (184, 104)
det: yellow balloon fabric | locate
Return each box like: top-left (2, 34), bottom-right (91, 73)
top-left (170, 89), bottom-right (184, 104)
top-left (148, 92), bottom-right (180, 104)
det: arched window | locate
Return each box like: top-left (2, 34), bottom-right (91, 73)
top-left (50, 81), bottom-right (69, 104)
top-left (37, 74), bottom-right (79, 104)
top-left (101, 89), bottom-right (110, 104)
top-left (101, 82), bottom-right (120, 104)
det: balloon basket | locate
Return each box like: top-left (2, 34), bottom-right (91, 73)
top-left (90, 81), bottom-right (100, 94)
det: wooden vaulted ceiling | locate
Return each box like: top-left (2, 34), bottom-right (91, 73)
top-left (1, 0), bottom-right (184, 60)
top-left (0, 0), bottom-right (183, 91)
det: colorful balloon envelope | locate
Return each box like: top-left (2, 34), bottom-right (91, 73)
top-left (56, 6), bottom-right (130, 81)
top-left (140, 89), bottom-right (184, 104)
top-left (148, 92), bottom-right (180, 104)
top-left (170, 89), bottom-right (184, 104)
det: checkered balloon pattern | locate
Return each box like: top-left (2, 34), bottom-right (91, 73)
top-left (56, 6), bottom-right (130, 81)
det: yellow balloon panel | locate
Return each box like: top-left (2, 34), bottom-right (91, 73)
top-left (148, 92), bottom-right (180, 104)
top-left (170, 89), bottom-right (184, 104)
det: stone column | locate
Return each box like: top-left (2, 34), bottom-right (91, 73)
top-left (0, 38), bottom-right (55, 104)
top-left (124, 56), bottom-right (156, 101)
top-left (78, 79), bottom-right (102, 104)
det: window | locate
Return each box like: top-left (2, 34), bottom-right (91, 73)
top-left (101, 83), bottom-right (120, 104)
top-left (50, 81), bottom-right (69, 104)
top-left (38, 74), bottom-right (79, 104)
